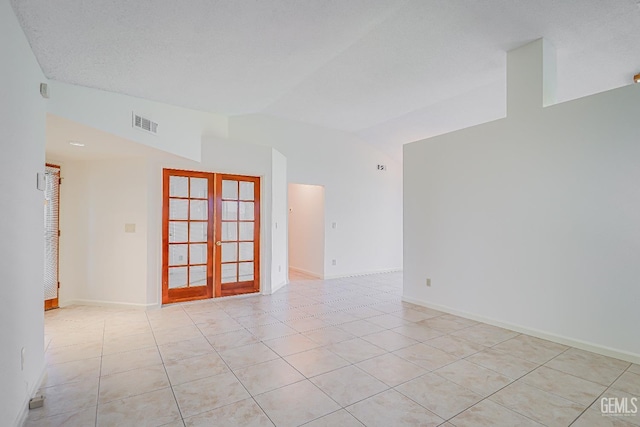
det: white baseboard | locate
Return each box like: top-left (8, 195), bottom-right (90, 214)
top-left (402, 295), bottom-right (640, 365)
top-left (324, 268), bottom-right (403, 280)
top-left (61, 299), bottom-right (159, 310)
top-left (15, 362), bottom-right (46, 427)
top-left (289, 266), bottom-right (323, 279)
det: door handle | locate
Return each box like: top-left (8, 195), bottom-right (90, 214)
top-left (215, 241), bottom-right (221, 246)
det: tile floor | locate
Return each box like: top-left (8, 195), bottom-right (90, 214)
top-left (27, 272), bottom-right (639, 427)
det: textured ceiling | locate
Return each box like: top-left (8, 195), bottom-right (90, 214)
top-left (13, 0), bottom-right (640, 154)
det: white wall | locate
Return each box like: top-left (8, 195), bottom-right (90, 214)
top-left (229, 115), bottom-right (403, 278)
top-left (0, 1), bottom-right (46, 425)
top-left (403, 39), bottom-right (640, 361)
top-left (270, 150), bottom-right (289, 293)
top-left (47, 81), bottom-right (228, 162)
top-left (51, 157), bottom-right (150, 306)
top-left (288, 184), bottom-right (325, 278)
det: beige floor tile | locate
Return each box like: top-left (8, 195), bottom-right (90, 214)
top-left (316, 310), bottom-right (359, 326)
top-left (102, 331), bottom-right (156, 355)
top-left (426, 335), bottom-right (487, 358)
top-left (451, 323), bottom-right (519, 346)
top-left (365, 314), bottom-right (410, 329)
top-left (346, 389), bottom-right (443, 427)
top-left (41, 357), bottom-right (101, 387)
top-left (629, 364), bottom-right (640, 375)
top-left (97, 387), bottom-right (181, 427)
top-left (165, 352), bottom-right (230, 385)
top-left (393, 342), bottom-right (459, 371)
top-left (368, 302), bottom-right (404, 314)
top-left (103, 320), bottom-right (151, 337)
top-left (101, 347), bottom-right (163, 376)
top-left (24, 407), bottom-right (97, 427)
top-left (247, 322), bottom-right (298, 340)
top-left (219, 342), bottom-right (280, 370)
top-left (434, 360), bottom-right (513, 396)
top-left (356, 353), bottom-right (427, 386)
top-left (173, 372), bottom-right (250, 418)
top-left (490, 381), bottom-right (586, 427)
top-left (545, 348), bottom-right (630, 386)
top-left (324, 338), bottom-right (386, 364)
top-left (450, 399), bottom-right (544, 427)
top-left (45, 341), bottom-right (103, 365)
top-left (310, 365), bottom-right (388, 406)
top-left (360, 329), bottom-right (418, 351)
top-left (396, 372), bottom-right (482, 419)
top-left (390, 323), bottom-right (445, 341)
top-left (234, 358), bottom-right (305, 395)
top-left (493, 334), bottom-right (568, 364)
top-left (522, 366), bottom-right (607, 405)
top-left (235, 313), bottom-right (281, 328)
top-left (29, 379), bottom-right (99, 420)
top-left (404, 305), bottom-right (445, 317)
top-left (337, 320), bottom-right (386, 337)
top-left (254, 380), bottom-right (340, 427)
top-left (342, 306), bottom-right (384, 319)
top-left (148, 313), bottom-right (194, 331)
top-left (47, 331), bottom-right (103, 349)
top-left (204, 328), bottom-right (259, 351)
top-left (285, 348), bottom-right (350, 378)
top-left (196, 317), bottom-right (244, 335)
top-left (184, 398), bottom-right (274, 427)
top-left (417, 316), bottom-right (470, 333)
top-left (158, 335), bottom-right (214, 362)
top-left (153, 324), bottom-right (203, 346)
top-left (302, 409), bottom-right (364, 427)
top-left (303, 326), bottom-right (355, 346)
top-left (285, 317), bottom-right (330, 333)
top-left (98, 365), bottom-right (169, 404)
top-left (390, 307), bottom-right (438, 323)
top-left (612, 371), bottom-right (640, 395)
top-left (264, 334), bottom-right (320, 356)
top-left (465, 348), bottom-right (538, 379)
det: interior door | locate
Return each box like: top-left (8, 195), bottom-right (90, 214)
top-left (162, 169), bottom-right (214, 304)
top-left (44, 164), bottom-right (60, 310)
top-left (216, 174), bottom-right (261, 297)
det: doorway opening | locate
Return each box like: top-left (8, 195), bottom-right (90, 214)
top-left (44, 164), bottom-right (60, 310)
top-left (162, 169), bottom-right (261, 304)
top-left (288, 183), bottom-right (325, 281)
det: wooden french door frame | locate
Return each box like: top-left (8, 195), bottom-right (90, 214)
top-left (215, 174), bottom-right (261, 297)
top-left (162, 169), bottom-right (215, 304)
top-left (162, 169), bottom-right (261, 304)
top-left (44, 164), bottom-right (60, 311)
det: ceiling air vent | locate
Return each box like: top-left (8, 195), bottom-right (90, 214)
top-left (132, 113), bottom-right (158, 135)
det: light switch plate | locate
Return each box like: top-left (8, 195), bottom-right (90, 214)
top-left (124, 224), bottom-right (136, 233)
top-left (36, 172), bottom-right (46, 191)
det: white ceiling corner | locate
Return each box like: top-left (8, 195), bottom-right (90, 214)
top-left (13, 0), bottom-right (640, 157)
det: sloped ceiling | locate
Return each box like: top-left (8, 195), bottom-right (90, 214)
top-left (12, 0), bottom-right (640, 155)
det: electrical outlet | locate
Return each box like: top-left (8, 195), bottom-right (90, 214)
top-left (278, 265), bottom-right (281, 272)
top-left (21, 347), bottom-right (26, 371)
top-left (426, 278), bottom-right (431, 287)
top-left (332, 259), bottom-right (337, 266)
